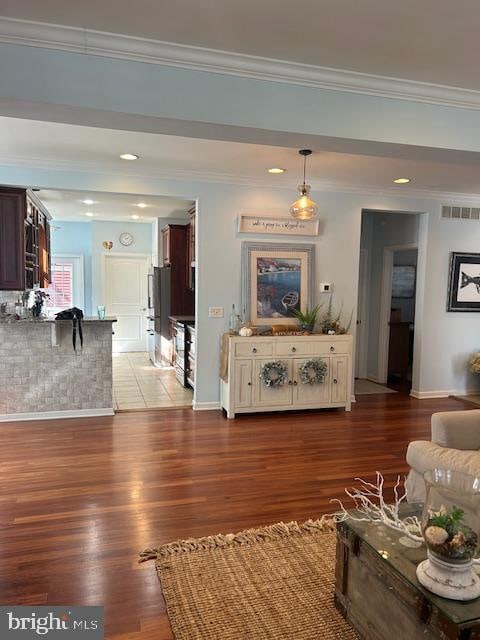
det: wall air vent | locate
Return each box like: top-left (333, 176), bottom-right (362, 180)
top-left (442, 205), bottom-right (480, 220)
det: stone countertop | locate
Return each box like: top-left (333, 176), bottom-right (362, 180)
top-left (169, 315), bottom-right (195, 323)
top-left (0, 316), bottom-right (117, 324)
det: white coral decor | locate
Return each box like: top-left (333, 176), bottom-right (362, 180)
top-left (331, 472), bottom-right (423, 542)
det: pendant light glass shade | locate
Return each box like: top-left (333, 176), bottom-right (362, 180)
top-left (290, 149), bottom-right (317, 220)
top-left (290, 184), bottom-right (318, 220)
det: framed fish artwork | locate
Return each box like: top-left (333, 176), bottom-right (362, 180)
top-left (447, 252), bottom-right (480, 311)
top-left (241, 242), bottom-right (315, 325)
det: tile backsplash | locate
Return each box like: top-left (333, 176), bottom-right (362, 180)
top-left (0, 291), bottom-right (21, 307)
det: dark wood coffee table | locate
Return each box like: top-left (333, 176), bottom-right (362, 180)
top-left (335, 506), bottom-right (480, 640)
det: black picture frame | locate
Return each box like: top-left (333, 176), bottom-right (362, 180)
top-left (447, 252), bottom-right (480, 312)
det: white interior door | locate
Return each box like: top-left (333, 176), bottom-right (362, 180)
top-left (104, 255), bottom-right (149, 353)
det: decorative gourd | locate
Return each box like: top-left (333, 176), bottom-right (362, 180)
top-left (239, 325), bottom-right (253, 337)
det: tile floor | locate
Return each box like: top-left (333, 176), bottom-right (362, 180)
top-left (112, 352), bottom-right (193, 410)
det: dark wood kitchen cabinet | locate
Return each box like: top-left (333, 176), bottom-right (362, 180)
top-left (187, 206), bottom-right (196, 291)
top-left (0, 187), bottom-right (51, 290)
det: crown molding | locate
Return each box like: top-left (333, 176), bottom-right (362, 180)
top-left (2, 17), bottom-right (480, 110)
top-left (2, 153), bottom-right (480, 203)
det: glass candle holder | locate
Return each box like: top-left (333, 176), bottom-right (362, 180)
top-left (97, 305), bottom-right (106, 320)
top-left (416, 469), bottom-right (480, 600)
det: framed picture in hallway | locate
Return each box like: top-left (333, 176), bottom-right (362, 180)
top-left (447, 252), bottom-right (480, 311)
top-left (241, 242), bottom-right (315, 325)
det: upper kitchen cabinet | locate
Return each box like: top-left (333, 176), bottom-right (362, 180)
top-left (0, 187), bottom-right (51, 290)
top-left (161, 224), bottom-right (189, 269)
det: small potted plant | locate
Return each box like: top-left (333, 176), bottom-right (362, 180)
top-left (293, 304), bottom-right (321, 333)
top-left (31, 290), bottom-right (50, 318)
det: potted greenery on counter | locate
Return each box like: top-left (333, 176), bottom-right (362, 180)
top-left (293, 304), bottom-right (321, 332)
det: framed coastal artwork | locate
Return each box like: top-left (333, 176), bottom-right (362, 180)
top-left (241, 242), bottom-right (315, 325)
top-left (447, 252), bottom-right (480, 312)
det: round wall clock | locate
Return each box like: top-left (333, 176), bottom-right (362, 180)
top-left (119, 232), bottom-right (134, 246)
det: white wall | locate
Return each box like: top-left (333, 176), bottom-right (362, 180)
top-left (418, 212), bottom-right (480, 396)
top-left (1, 162), bottom-right (480, 404)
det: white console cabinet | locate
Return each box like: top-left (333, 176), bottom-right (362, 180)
top-left (221, 334), bottom-right (353, 418)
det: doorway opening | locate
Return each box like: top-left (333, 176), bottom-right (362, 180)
top-left (355, 210), bottom-right (421, 396)
top-left (41, 188), bottom-right (197, 411)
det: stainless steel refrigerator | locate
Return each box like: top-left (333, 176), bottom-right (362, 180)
top-left (151, 266), bottom-right (172, 365)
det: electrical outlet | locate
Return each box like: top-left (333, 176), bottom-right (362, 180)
top-left (209, 306), bottom-right (224, 318)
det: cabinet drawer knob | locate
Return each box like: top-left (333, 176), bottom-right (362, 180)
top-left (252, 347), bottom-right (257, 353)
top-left (291, 346), bottom-right (297, 352)
top-left (293, 380), bottom-right (298, 386)
top-left (288, 380), bottom-right (293, 385)
top-left (247, 382), bottom-right (252, 386)
top-left (330, 346), bottom-right (335, 352)
top-left (333, 378), bottom-right (338, 384)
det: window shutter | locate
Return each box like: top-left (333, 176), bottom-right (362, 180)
top-left (46, 262), bottom-right (74, 311)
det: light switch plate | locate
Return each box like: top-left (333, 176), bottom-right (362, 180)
top-left (209, 306), bottom-right (224, 318)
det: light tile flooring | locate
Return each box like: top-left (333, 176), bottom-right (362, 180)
top-left (112, 352), bottom-right (193, 410)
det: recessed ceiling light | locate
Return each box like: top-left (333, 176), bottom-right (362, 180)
top-left (120, 153), bottom-right (140, 160)
top-left (131, 214), bottom-right (140, 220)
top-left (85, 212), bottom-right (94, 217)
top-left (136, 202), bottom-right (148, 208)
top-left (82, 199), bottom-right (95, 205)
top-left (268, 167), bottom-right (286, 174)
top-left (393, 178), bottom-right (411, 184)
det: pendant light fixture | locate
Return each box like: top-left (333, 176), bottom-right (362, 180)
top-left (290, 149), bottom-right (318, 220)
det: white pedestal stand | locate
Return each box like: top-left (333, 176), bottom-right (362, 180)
top-left (417, 551), bottom-right (480, 601)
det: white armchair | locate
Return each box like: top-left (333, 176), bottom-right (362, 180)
top-left (406, 409), bottom-right (480, 503)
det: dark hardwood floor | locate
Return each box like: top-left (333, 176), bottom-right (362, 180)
top-left (0, 394), bottom-right (469, 639)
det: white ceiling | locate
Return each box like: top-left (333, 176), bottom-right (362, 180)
top-left (1, 1), bottom-right (480, 90)
top-left (3, 117), bottom-right (480, 198)
top-left (37, 189), bottom-right (193, 223)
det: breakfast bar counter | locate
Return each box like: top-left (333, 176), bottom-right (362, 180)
top-left (0, 317), bottom-right (117, 421)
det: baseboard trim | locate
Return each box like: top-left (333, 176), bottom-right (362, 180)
top-left (366, 374), bottom-right (382, 384)
top-left (0, 408), bottom-right (115, 423)
top-left (193, 401), bottom-right (222, 411)
top-left (410, 389), bottom-right (479, 399)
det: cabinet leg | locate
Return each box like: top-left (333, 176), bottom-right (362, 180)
top-left (227, 410), bottom-right (235, 419)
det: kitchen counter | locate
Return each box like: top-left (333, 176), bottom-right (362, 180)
top-left (0, 315), bottom-right (117, 323)
top-left (168, 315), bottom-right (195, 323)
top-left (0, 316), bottom-right (116, 422)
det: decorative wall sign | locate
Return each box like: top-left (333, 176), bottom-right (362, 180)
top-left (242, 242), bottom-right (315, 326)
top-left (238, 215), bottom-right (319, 236)
top-left (447, 252), bottom-right (480, 311)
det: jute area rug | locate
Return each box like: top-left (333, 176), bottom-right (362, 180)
top-left (140, 519), bottom-right (358, 640)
